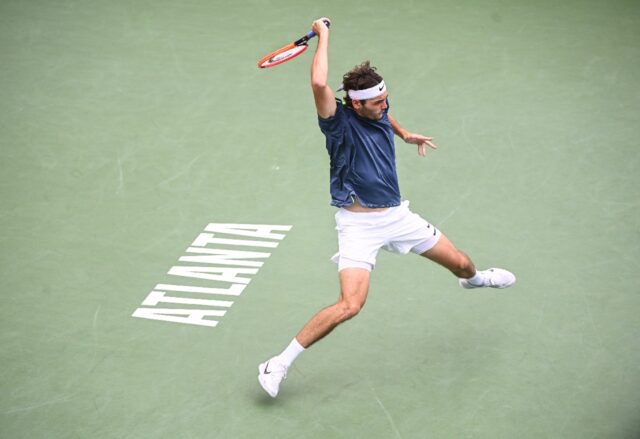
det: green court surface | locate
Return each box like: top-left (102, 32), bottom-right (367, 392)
top-left (1, 0), bottom-right (639, 438)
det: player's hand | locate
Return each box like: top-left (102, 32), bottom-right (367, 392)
top-left (312, 18), bottom-right (331, 36)
top-left (403, 133), bottom-right (437, 157)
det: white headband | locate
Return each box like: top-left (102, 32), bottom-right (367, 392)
top-left (347, 80), bottom-right (386, 100)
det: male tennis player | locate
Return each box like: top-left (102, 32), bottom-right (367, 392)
top-left (258, 18), bottom-right (515, 398)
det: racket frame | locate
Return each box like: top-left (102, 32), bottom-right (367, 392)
top-left (257, 21), bottom-right (329, 69)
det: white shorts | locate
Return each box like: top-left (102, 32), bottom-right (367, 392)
top-left (331, 200), bottom-right (441, 271)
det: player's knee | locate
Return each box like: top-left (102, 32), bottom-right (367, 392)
top-left (456, 258), bottom-right (473, 273)
top-left (452, 253), bottom-right (474, 277)
top-left (338, 300), bottom-right (363, 321)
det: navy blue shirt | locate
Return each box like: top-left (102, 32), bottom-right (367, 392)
top-left (318, 99), bottom-right (401, 208)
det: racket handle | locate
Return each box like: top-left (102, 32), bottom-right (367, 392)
top-left (307, 19), bottom-right (331, 39)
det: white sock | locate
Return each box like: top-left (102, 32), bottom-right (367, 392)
top-left (466, 271), bottom-right (486, 287)
top-left (277, 338), bottom-right (305, 368)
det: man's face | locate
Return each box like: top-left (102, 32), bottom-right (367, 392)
top-left (354, 92), bottom-right (389, 120)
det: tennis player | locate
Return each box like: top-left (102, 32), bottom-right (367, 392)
top-left (258, 18), bottom-right (516, 398)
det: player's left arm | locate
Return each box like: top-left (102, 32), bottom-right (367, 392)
top-left (388, 113), bottom-right (438, 157)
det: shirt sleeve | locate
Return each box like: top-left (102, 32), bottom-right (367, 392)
top-left (318, 99), bottom-right (346, 142)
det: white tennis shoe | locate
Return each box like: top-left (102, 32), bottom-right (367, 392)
top-left (459, 268), bottom-right (516, 289)
top-left (258, 357), bottom-right (288, 398)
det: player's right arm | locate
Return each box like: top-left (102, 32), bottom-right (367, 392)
top-left (310, 18), bottom-right (336, 119)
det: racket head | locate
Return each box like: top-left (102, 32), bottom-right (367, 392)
top-left (257, 43), bottom-right (309, 68)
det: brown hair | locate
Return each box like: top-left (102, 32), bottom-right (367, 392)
top-left (342, 61), bottom-right (383, 108)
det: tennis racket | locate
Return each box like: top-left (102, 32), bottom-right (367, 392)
top-left (257, 20), bottom-right (331, 69)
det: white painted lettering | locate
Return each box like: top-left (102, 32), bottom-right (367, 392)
top-left (154, 283), bottom-right (246, 297)
top-left (179, 247), bottom-right (270, 267)
top-left (190, 233), bottom-right (280, 248)
top-left (133, 222), bottom-right (292, 329)
top-left (142, 291), bottom-right (233, 308)
top-left (204, 223), bottom-right (292, 240)
top-left (132, 308), bottom-right (226, 328)
top-left (168, 266), bottom-right (258, 284)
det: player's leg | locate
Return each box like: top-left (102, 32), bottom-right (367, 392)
top-left (258, 267), bottom-right (370, 397)
top-left (420, 232), bottom-right (516, 289)
top-left (296, 267), bottom-right (370, 348)
top-left (419, 233), bottom-right (476, 278)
